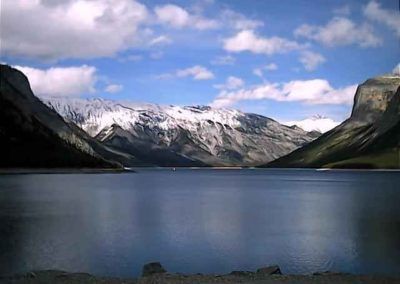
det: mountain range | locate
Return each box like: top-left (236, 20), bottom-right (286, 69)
top-left (1, 63), bottom-right (398, 169)
top-left (44, 98), bottom-right (318, 167)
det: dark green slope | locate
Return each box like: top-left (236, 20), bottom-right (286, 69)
top-left (325, 122), bottom-right (399, 169)
top-left (265, 76), bottom-right (400, 169)
top-left (0, 64), bottom-right (121, 168)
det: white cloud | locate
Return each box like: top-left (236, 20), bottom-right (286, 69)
top-left (154, 5), bottom-right (262, 32)
top-left (105, 84), bottom-right (123, 93)
top-left (14, 65), bottom-right (97, 98)
top-left (193, 17), bottom-right (219, 30)
top-left (283, 115), bottom-right (340, 133)
top-left (364, 1), bottom-right (400, 37)
top-left (393, 63), bottom-right (400, 75)
top-left (211, 55), bottom-right (236, 65)
top-left (214, 76), bottom-right (244, 90)
top-left (223, 30), bottom-right (303, 55)
top-left (149, 35), bottom-right (172, 46)
top-left (210, 79), bottom-right (357, 108)
top-left (1, 0), bottom-right (149, 61)
top-left (253, 68), bottom-right (264, 78)
top-left (154, 4), bottom-right (190, 28)
top-left (154, 4), bottom-right (218, 30)
top-left (294, 17), bottom-right (382, 47)
top-left (191, 0), bottom-right (215, 14)
top-left (159, 65), bottom-right (215, 80)
top-left (299, 51), bottom-right (326, 71)
top-left (220, 9), bottom-right (264, 30)
top-left (253, 63), bottom-right (278, 78)
top-left (177, 65), bottom-right (215, 80)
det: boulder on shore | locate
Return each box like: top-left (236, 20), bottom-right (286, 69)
top-left (142, 262), bottom-right (167, 277)
top-left (256, 265), bottom-right (282, 275)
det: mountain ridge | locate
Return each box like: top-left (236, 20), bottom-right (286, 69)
top-left (5, 63), bottom-right (397, 169)
top-left (45, 97), bottom-right (319, 166)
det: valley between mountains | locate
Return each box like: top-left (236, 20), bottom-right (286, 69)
top-left (1, 64), bottom-right (399, 169)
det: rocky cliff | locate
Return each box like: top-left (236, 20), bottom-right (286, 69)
top-left (0, 64), bottom-right (124, 168)
top-left (351, 76), bottom-right (400, 123)
top-left (265, 75), bottom-right (400, 169)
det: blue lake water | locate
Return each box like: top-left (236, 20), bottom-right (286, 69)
top-left (0, 169), bottom-right (399, 278)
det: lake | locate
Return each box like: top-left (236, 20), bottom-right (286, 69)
top-left (0, 169), bottom-right (399, 278)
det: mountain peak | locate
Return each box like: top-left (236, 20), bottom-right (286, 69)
top-left (45, 97), bottom-right (318, 166)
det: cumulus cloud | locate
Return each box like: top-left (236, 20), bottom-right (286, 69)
top-left (220, 9), bottom-right (264, 30)
top-left (294, 17), bottom-right (382, 47)
top-left (154, 4), bottom-right (189, 28)
top-left (214, 76), bottom-right (244, 90)
top-left (193, 17), bottom-right (219, 30)
top-left (1, 0), bottom-right (149, 61)
top-left (283, 115), bottom-right (340, 133)
top-left (176, 66), bottom-right (215, 80)
top-left (154, 4), bottom-right (218, 30)
top-left (253, 63), bottom-right (278, 78)
top-left (210, 79), bottom-right (357, 108)
top-left (299, 51), bottom-right (326, 71)
top-left (1, 1), bottom-right (276, 62)
top-left (149, 35), bottom-right (172, 46)
top-left (154, 5), bottom-right (263, 32)
top-left (159, 65), bottom-right (215, 80)
top-left (224, 30), bottom-right (303, 55)
top-left (253, 68), bottom-right (264, 78)
top-left (105, 84), bottom-right (123, 93)
top-left (14, 65), bottom-right (97, 98)
top-left (211, 55), bottom-right (236, 65)
top-left (364, 1), bottom-right (400, 37)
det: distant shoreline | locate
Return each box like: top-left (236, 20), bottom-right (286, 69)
top-left (0, 168), bottom-right (129, 175)
top-left (0, 167), bottom-right (399, 175)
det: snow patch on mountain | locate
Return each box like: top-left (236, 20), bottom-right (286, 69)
top-left (283, 115), bottom-right (340, 133)
top-left (44, 97), bottom-right (319, 166)
top-left (46, 98), bottom-right (246, 136)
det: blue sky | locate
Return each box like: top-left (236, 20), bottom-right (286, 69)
top-left (2, 0), bottom-right (399, 125)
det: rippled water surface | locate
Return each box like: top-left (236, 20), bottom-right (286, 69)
top-left (0, 169), bottom-right (399, 277)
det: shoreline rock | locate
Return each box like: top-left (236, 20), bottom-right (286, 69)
top-left (2, 263), bottom-right (400, 284)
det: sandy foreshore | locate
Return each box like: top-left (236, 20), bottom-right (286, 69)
top-left (2, 263), bottom-right (399, 284)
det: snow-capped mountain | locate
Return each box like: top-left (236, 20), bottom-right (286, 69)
top-left (284, 115), bottom-right (340, 133)
top-left (45, 98), bottom-right (320, 166)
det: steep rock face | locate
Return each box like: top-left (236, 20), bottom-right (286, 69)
top-left (266, 75), bottom-right (400, 169)
top-left (351, 76), bottom-right (400, 123)
top-left (0, 64), bottom-right (121, 168)
top-left (45, 98), bottom-right (319, 166)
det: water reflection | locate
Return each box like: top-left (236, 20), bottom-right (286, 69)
top-left (0, 170), bottom-right (399, 277)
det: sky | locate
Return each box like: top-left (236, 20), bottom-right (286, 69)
top-left (1, 0), bottom-right (399, 130)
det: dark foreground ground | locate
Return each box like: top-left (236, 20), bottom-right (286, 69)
top-left (2, 263), bottom-right (399, 284)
